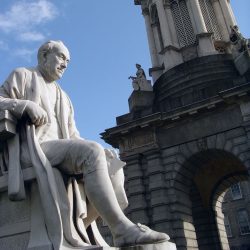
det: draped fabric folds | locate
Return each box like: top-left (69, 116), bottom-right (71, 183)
top-left (0, 67), bottom-right (128, 249)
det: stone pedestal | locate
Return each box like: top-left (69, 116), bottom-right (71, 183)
top-left (234, 50), bottom-right (250, 76)
top-left (92, 241), bottom-right (176, 250)
top-left (128, 91), bottom-right (154, 113)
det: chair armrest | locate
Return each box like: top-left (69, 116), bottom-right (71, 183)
top-left (0, 110), bottom-right (17, 141)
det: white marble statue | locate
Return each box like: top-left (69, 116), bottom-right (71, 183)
top-left (129, 64), bottom-right (153, 91)
top-left (0, 41), bottom-right (169, 249)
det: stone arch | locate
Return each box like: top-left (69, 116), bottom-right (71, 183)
top-left (188, 150), bottom-right (248, 250)
top-left (166, 129), bottom-right (250, 249)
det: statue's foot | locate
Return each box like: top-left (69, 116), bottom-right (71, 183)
top-left (113, 223), bottom-right (170, 247)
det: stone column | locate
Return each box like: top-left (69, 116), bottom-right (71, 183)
top-left (186, 0), bottom-right (216, 56)
top-left (164, 3), bottom-right (179, 48)
top-left (153, 1), bottom-right (183, 72)
top-left (211, 0), bottom-right (229, 41)
top-left (219, 0), bottom-right (237, 32)
top-left (186, 0), bottom-right (207, 34)
top-left (155, 0), bottom-right (172, 48)
top-left (143, 8), bottom-right (159, 68)
top-left (142, 8), bottom-right (162, 81)
top-left (227, 0), bottom-right (237, 25)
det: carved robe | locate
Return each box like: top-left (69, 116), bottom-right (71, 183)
top-left (0, 67), bottom-right (127, 249)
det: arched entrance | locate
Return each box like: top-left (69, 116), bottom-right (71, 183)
top-left (175, 149), bottom-right (248, 250)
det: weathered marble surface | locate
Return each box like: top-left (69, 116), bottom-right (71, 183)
top-left (61, 241), bottom-right (176, 250)
top-left (0, 41), bottom-right (174, 250)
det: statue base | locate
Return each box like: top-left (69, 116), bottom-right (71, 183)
top-left (128, 91), bottom-right (154, 113)
top-left (63, 241), bottom-right (176, 250)
top-left (234, 49), bottom-right (250, 76)
top-left (108, 241), bottom-right (176, 250)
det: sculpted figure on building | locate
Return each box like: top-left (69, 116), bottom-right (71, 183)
top-left (129, 63), bottom-right (153, 91)
top-left (230, 25), bottom-right (250, 54)
top-left (0, 40), bottom-right (169, 249)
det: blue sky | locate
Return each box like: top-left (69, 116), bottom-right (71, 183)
top-left (0, 0), bottom-right (249, 147)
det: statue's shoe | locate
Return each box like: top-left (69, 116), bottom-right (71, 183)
top-left (113, 223), bottom-right (170, 247)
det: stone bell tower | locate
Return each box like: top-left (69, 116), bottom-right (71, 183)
top-left (102, 0), bottom-right (250, 249)
top-left (135, 0), bottom-right (238, 82)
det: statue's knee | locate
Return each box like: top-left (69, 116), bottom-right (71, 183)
top-left (87, 141), bottom-right (104, 157)
top-left (81, 141), bottom-right (107, 175)
top-left (83, 141), bottom-right (106, 166)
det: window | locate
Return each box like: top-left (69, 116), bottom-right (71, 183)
top-left (170, 0), bottom-right (196, 47)
top-left (224, 215), bottom-right (232, 237)
top-left (231, 183), bottom-right (243, 200)
top-left (198, 0), bottom-right (222, 40)
top-left (237, 209), bottom-right (250, 235)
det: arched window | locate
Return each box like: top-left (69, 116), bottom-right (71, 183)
top-left (198, 0), bottom-right (222, 40)
top-left (170, 0), bottom-right (196, 47)
top-left (150, 4), bottom-right (164, 50)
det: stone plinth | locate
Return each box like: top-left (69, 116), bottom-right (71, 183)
top-left (234, 50), bottom-right (250, 76)
top-left (128, 91), bottom-right (154, 113)
top-left (117, 241), bottom-right (176, 250)
top-left (97, 241), bottom-right (176, 250)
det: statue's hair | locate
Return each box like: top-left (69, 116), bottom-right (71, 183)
top-left (37, 40), bottom-right (67, 64)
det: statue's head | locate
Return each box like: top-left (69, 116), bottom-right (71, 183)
top-left (37, 40), bottom-right (70, 82)
top-left (136, 63), bottom-right (141, 69)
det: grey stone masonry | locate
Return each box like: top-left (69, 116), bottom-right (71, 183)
top-left (102, 54), bottom-right (250, 250)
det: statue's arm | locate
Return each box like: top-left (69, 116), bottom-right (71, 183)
top-left (0, 69), bottom-right (29, 119)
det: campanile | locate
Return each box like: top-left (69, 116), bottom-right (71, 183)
top-left (102, 1), bottom-right (250, 249)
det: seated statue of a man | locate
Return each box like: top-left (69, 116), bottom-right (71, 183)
top-left (0, 40), bottom-right (169, 249)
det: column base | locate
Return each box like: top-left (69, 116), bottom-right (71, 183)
top-left (197, 33), bottom-right (217, 57)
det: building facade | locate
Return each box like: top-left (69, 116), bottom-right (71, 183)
top-left (102, 0), bottom-right (250, 249)
top-left (222, 180), bottom-right (250, 250)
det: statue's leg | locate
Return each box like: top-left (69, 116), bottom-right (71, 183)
top-left (41, 139), bottom-right (169, 247)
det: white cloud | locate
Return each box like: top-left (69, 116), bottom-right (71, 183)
top-left (0, 0), bottom-right (58, 42)
top-left (13, 48), bottom-right (36, 62)
top-left (19, 32), bottom-right (46, 42)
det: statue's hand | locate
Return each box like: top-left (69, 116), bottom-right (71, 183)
top-left (25, 101), bottom-right (48, 126)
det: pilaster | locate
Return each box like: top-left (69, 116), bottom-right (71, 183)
top-left (157, 1), bottom-right (183, 71)
top-left (123, 155), bottom-right (149, 225)
top-left (211, 0), bottom-right (230, 41)
top-left (186, 0), bottom-right (216, 57)
top-left (164, 3), bottom-right (179, 48)
top-left (142, 8), bottom-right (162, 81)
top-left (186, 0), bottom-right (207, 34)
top-left (155, 0), bottom-right (172, 48)
top-left (219, 0), bottom-right (237, 32)
top-left (144, 150), bottom-right (172, 234)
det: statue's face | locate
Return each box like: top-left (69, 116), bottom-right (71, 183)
top-left (42, 44), bottom-right (70, 81)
